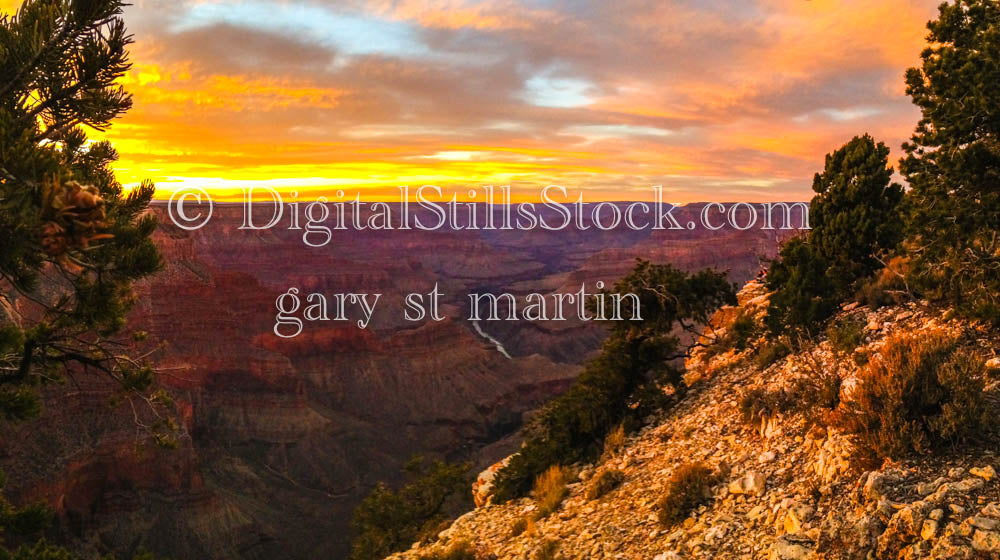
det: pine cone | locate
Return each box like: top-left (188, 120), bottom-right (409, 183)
top-left (40, 179), bottom-right (113, 256)
top-left (60, 181), bottom-right (107, 227)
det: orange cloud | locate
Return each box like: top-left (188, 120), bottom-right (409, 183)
top-left (118, 63), bottom-right (343, 111)
top-left (4, 0), bottom-right (945, 202)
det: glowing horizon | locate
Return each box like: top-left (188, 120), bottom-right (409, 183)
top-left (2, 0), bottom-right (942, 202)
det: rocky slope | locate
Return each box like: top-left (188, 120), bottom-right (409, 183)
top-left (390, 282), bottom-right (1000, 560)
top-left (0, 203), bottom-right (795, 559)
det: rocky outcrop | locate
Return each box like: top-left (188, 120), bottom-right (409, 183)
top-left (388, 283), bottom-right (1000, 560)
top-left (474, 456), bottom-right (514, 508)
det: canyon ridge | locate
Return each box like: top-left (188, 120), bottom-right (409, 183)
top-left (0, 203), bottom-right (799, 559)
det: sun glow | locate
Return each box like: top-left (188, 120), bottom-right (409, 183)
top-left (26, 0), bottom-right (943, 203)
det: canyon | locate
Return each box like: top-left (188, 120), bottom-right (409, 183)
top-left (0, 202), bottom-right (800, 559)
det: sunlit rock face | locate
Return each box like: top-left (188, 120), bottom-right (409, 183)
top-left (390, 285), bottom-right (1000, 560)
top-left (0, 202), bottom-right (796, 559)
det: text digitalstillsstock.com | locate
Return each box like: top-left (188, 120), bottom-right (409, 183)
top-left (163, 185), bottom-right (810, 338)
top-left (167, 185), bottom-right (811, 247)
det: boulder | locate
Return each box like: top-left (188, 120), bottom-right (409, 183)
top-left (970, 465), bottom-right (995, 481)
top-left (782, 503), bottom-right (815, 535)
top-left (921, 519), bottom-right (938, 541)
top-left (472, 455), bottom-right (514, 508)
top-left (728, 471), bottom-right (767, 496)
top-left (769, 535), bottom-right (814, 560)
top-left (973, 530), bottom-right (1000, 553)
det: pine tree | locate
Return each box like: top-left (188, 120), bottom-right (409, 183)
top-left (764, 237), bottom-right (836, 335)
top-left (1, 0), bottom-right (163, 418)
top-left (766, 135), bottom-right (903, 335)
top-left (901, 0), bottom-right (1000, 321)
top-left (810, 135), bottom-right (904, 295)
top-left (1, 1), bottom-right (165, 555)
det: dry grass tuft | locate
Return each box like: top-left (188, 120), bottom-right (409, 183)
top-left (657, 462), bottom-right (717, 526)
top-left (601, 423), bottom-right (626, 459)
top-left (532, 465), bottom-right (572, 519)
top-left (585, 468), bottom-right (625, 500)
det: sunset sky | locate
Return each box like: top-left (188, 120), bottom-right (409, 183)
top-left (3, 0), bottom-right (943, 201)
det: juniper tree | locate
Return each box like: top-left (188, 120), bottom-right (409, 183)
top-left (901, 0), bottom-right (1000, 321)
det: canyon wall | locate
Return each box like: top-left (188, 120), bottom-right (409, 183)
top-left (0, 203), bottom-right (800, 559)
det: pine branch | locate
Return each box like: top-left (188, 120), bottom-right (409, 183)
top-left (0, 7), bottom-right (77, 99)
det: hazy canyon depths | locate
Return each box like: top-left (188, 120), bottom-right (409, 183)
top-left (0, 203), bottom-right (799, 559)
